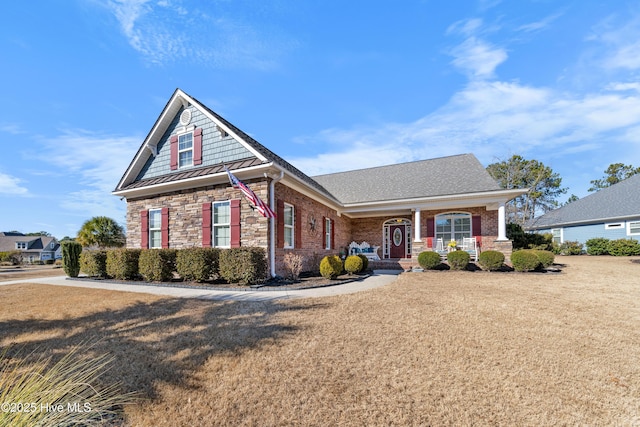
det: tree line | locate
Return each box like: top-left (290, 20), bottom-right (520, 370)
top-left (486, 155), bottom-right (639, 226)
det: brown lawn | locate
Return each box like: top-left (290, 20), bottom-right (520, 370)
top-left (1, 256), bottom-right (639, 426)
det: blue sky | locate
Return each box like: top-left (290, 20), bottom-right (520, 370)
top-left (2, 0), bottom-right (640, 239)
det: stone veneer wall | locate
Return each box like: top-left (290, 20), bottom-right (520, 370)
top-left (273, 183), bottom-right (351, 274)
top-left (125, 179), bottom-right (271, 251)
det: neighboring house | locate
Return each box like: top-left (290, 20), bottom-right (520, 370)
top-left (0, 232), bottom-right (61, 263)
top-left (113, 88), bottom-right (525, 276)
top-left (527, 174), bottom-right (640, 244)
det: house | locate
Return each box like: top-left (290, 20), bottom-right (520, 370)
top-left (113, 88), bottom-right (525, 276)
top-left (0, 232), bottom-right (61, 263)
top-left (526, 174), bottom-right (640, 245)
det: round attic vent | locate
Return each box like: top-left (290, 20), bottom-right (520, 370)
top-left (179, 109), bottom-right (192, 126)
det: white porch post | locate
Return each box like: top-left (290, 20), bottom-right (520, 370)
top-left (497, 202), bottom-right (507, 241)
top-left (413, 208), bottom-right (421, 242)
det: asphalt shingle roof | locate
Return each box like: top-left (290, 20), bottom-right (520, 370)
top-left (312, 154), bottom-right (502, 204)
top-left (528, 173), bottom-right (640, 228)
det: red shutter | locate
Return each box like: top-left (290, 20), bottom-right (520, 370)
top-left (472, 215), bottom-right (482, 236)
top-left (202, 203), bottom-right (212, 247)
top-left (426, 217), bottom-right (435, 237)
top-left (321, 216), bottom-right (326, 248)
top-left (170, 135), bottom-right (178, 170)
top-left (140, 210), bottom-right (149, 248)
top-left (161, 207), bottom-right (169, 248)
top-left (331, 219), bottom-right (335, 250)
top-left (295, 206), bottom-right (302, 249)
top-left (277, 199), bottom-right (284, 248)
top-left (193, 128), bottom-right (203, 165)
top-left (230, 199), bottom-right (241, 248)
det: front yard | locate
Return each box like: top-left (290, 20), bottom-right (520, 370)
top-left (1, 256), bottom-right (639, 426)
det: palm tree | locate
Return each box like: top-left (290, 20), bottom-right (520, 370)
top-left (76, 216), bottom-right (126, 249)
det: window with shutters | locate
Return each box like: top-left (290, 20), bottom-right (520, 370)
top-left (435, 212), bottom-right (471, 245)
top-left (149, 209), bottom-right (162, 249)
top-left (178, 132), bottom-right (193, 168)
top-left (284, 203), bottom-right (294, 248)
top-left (213, 201), bottom-right (231, 248)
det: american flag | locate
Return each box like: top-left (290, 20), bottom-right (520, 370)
top-left (225, 167), bottom-right (276, 218)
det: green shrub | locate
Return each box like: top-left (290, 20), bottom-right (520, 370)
top-left (106, 248), bottom-right (141, 280)
top-left (533, 250), bottom-right (555, 268)
top-left (175, 248), bottom-right (220, 282)
top-left (607, 238), bottom-right (640, 256)
top-left (344, 255), bottom-right (364, 274)
top-left (585, 237), bottom-right (610, 255)
top-left (357, 254), bottom-right (369, 271)
top-left (62, 241), bottom-right (82, 278)
top-left (559, 241), bottom-right (583, 255)
top-left (418, 251), bottom-right (442, 270)
top-left (511, 249), bottom-right (541, 272)
top-left (80, 250), bottom-right (107, 278)
top-left (319, 255), bottom-right (343, 279)
top-left (447, 250), bottom-right (470, 271)
top-left (507, 223), bottom-right (553, 251)
top-left (219, 248), bottom-right (268, 285)
top-left (139, 249), bottom-right (177, 282)
top-left (477, 250), bottom-right (505, 271)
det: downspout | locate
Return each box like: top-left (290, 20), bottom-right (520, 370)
top-left (267, 170), bottom-right (284, 277)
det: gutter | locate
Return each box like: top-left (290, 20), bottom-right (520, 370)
top-left (267, 170), bottom-right (284, 278)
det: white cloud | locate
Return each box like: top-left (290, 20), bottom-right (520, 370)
top-left (0, 172), bottom-right (29, 196)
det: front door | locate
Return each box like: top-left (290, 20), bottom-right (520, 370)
top-left (389, 225), bottom-right (406, 258)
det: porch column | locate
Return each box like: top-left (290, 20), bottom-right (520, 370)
top-left (497, 202), bottom-right (507, 241)
top-left (413, 208), bottom-right (421, 242)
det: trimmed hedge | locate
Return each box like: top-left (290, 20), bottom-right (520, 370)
top-left (510, 249), bottom-right (541, 272)
top-left (585, 238), bottom-right (610, 255)
top-left (533, 250), bottom-right (555, 268)
top-left (447, 250), bottom-right (470, 271)
top-left (106, 249), bottom-right (141, 280)
top-left (344, 255), bottom-right (364, 274)
top-left (320, 255), bottom-right (343, 279)
top-left (80, 250), bottom-right (107, 278)
top-left (139, 249), bottom-right (177, 282)
top-left (607, 238), bottom-right (640, 256)
top-left (62, 241), bottom-right (82, 278)
top-left (418, 251), bottom-right (442, 270)
top-left (219, 247), bottom-right (268, 285)
top-left (175, 248), bottom-right (220, 282)
top-left (477, 250), bottom-right (504, 271)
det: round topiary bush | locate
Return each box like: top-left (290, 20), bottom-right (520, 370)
top-left (533, 250), bottom-right (555, 268)
top-left (418, 251), bottom-right (442, 270)
top-left (344, 255), bottom-right (364, 274)
top-left (447, 250), bottom-right (470, 271)
top-left (477, 250), bottom-right (505, 271)
top-left (510, 249), bottom-right (541, 272)
top-left (357, 254), bottom-right (369, 271)
top-left (320, 255), bottom-right (343, 279)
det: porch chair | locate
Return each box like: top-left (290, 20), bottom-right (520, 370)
top-left (434, 238), bottom-right (447, 260)
top-left (461, 237), bottom-right (478, 261)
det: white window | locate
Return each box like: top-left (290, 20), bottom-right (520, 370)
top-left (16, 242), bottom-right (27, 249)
top-left (551, 228), bottom-right (562, 244)
top-left (324, 218), bottom-right (332, 249)
top-left (605, 222), bottom-right (624, 230)
top-left (178, 132), bottom-right (193, 168)
top-left (284, 203), bottom-right (294, 248)
top-left (149, 209), bottom-right (162, 249)
top-left (628, 221), bottom-right (640, 235)
top-left (435, 213), bottom-right (471, 245)
top-left (213, 201), bottom-right (231, 248)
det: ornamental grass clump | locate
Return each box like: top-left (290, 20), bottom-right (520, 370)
top-left (283, 252), bottom-right (304, 280)
top-left (0, 345), bottom-right (136, 427)
top-left (418, 251), bottom-right (442, 270)
top-left (447, 250), bottom-right (470, 271)
top-left (344, 255), bottom-right (364, 274)
top-left (319, 255), bottom-right (343, 279)
top-left (477, 250), bottom-right (505, 271)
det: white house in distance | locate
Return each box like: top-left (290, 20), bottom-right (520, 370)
top-left (526, 174), bottom-right (640, 244)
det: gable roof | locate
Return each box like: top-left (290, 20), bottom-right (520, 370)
top-left (527, 173), bottom-right (640, 229)
top-left (114, 88), bottom-right (526, 215)
top-left (0, 233), bottom-right (59, 253)
top-left (313, 154), bottom-right (501, 204)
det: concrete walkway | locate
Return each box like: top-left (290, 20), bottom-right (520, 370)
top-left (0, 270), bottom-right (401, 302)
